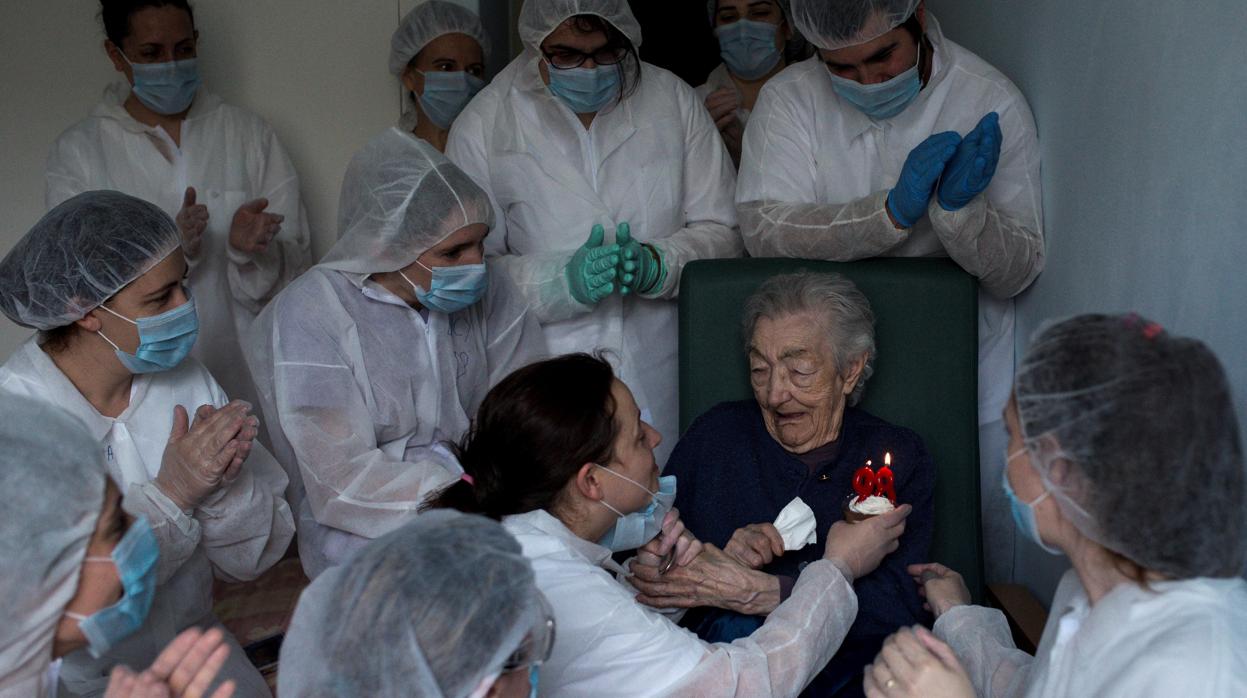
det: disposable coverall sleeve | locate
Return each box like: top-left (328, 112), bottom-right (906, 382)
top-left (272, 301), bottom-right (458, 540)
top-left (736, 87), bottom-right (908, 260)
top-left (225, 123), bottom-right (313, 315)
top-left (644, 84), bottom-right (742, 299)
top-left (193, 376), bottom-right (294, 581)
top-left (667, 559), bottom-right (860, 696)
top-left (932, 604), bottom-right (1032, 698)
top-left (483, 271), bottom-right (548, 391)
top-left (124, 481), bottom-right (204, 585)
top-left (926, 97), bottom-right (1044, 299)
top-left (446, 104), bottom-right (591, 324)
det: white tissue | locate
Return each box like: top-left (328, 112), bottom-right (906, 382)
top-left (773, 496), bottom-right (818, 551)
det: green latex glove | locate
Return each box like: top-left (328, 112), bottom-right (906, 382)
top-left (565, 224), bottom-right (620, 306)
top-left (615, 222), bottom-right (665, 295)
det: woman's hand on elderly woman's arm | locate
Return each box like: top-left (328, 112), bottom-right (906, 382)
top-left (724, 522), bottom-right (786, 569)
top-left (629, 543), bottom-right (783, 616)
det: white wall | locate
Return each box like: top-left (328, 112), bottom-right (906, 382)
top-left (930, 0), bottom-right (1247, 600)
top-left (0, 1), bottom-right (415, 358)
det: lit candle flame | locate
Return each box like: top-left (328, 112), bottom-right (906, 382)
top-left (885, 452), bottom-right (892, 466)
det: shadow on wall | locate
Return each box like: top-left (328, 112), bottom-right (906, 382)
top-left (928, 0), bottom-right (1247, 601)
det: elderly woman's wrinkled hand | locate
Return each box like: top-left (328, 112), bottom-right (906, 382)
top-left (636, 508), bottom-right (703, 570)
top-left (630, 543), bottom-right (781, 616)
top-left (863, 626), bottom-right (973, 698)
top-left (724, 522), bottom-right (786, 569)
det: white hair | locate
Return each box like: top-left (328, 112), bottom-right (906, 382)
top-left (742, 271), bottom-right (876, 405)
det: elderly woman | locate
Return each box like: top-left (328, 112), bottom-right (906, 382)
top-left (697, 0), bottom-right (811, 167)
top-left (647, 271), bottom-right (934, 697)
top-left (863, 314), bottom-right (1247, 698)
top-left (279, 510), bottom-right (553, 698)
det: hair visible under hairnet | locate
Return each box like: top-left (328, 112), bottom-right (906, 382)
top-left (320, 128), bottom-right (494, 275)
top-left (517, 0), bottom-right (643, 54)
top-left (389, 0), bottom-right (490, 76)
top-left (790, 0), bottom-right (920, 50)
top-left (279, 510), bottom-right (542, 697)
top-left (0, 190), bottom-right (181, 330)
top-left (1015, 314), bottom-right (1246, 579)
top-left (0, 395), bottom-right (108, 688)
top-left (742, 271), bottom-right (876, 406)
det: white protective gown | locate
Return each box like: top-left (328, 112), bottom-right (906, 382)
top-left (934, 569), bottom-right (1247, 697)
top-left (246, 265), bottom-right (545, 579)
top-left (504, 509), bottom-right (858, 697)
top-left (736, 16), bottom-right (1044, 430)
top-left (0, 339), bottom-right (294, 697)
top-left (446, 54), bottom-right (742, 463)
top-left (45, 82), bottom-right (312, 412)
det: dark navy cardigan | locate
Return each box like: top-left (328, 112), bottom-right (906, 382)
top-left (666, 401), bottom-right (935, 659)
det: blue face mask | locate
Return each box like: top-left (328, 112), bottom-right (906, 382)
top-left (415, 70), bottom-right (486, 130)
top-left (528, 665), bottom-right (540, 698)
top-left (596, 469), bottom-right (677, 552)
top-left (1001, 448), bottom-right (1062, 555)
top-left (98, 294), bottom-right (199, 374)
top-left (827, 40), bottom-right (922, 120)
top-left (717, 19), bottom-right (783, 80)
top-left (64, 516), bottom-right (160, 659)
top-left (547, 64), bottom-right (621, 114)
top-left (401, 262), bottom-right (489, 314)
top-left (124, 56), bottom-right (202, 115)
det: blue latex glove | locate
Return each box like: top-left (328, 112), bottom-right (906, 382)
top-left (886, 131), bottom-right (962, 228)
top-left (937, 112), bottom-right (1002, 211)
top-left (615, 222), bottom-right (665, 295)
top-left (565, 224), bottom-right (620, 305)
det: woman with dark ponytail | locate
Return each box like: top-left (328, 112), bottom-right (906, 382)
top-left (427, 353), bottom-right (912, 697)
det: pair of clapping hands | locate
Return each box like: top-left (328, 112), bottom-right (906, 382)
top-left (175, 186), bottom-right (285, 258)
top-left (565, 222), bottom-right (665, 306)
top-left (155, 400), bottom-right (259, 512)
top-left (887, 112), bottom-right (1004, 229)
top-left (628, 505), bottom-right (913, 615)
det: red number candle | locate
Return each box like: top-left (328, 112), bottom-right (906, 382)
top-left (853, 460), bottom-right (876, 503)
top-left (877, 452), bottom-right (896, 503)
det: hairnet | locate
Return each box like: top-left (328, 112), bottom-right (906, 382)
top-left (278, 510), bottom-right (545, 697)
top-left (790, 0), bottom-right (920, 51)
top-left (1015, 314), bottom-right (1246, 579)
top-left (517, 0), bottom-right (643, 54)
top-left (320, 128), bottom-right (494, 275)
top-left (389, 0), bottom-right (491, 76)
top-left (0, 190), bottom-right (181, 330)
top-left (0, 395), bottom-right (108, 688)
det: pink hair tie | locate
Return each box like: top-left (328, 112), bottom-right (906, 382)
top-left (460, 473), bottom-right (475, 486)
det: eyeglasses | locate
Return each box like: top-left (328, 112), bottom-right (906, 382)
top-left (542, 44), bottom-right (628, 70)
top-left (501, 596), bottom-right (557, 672)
